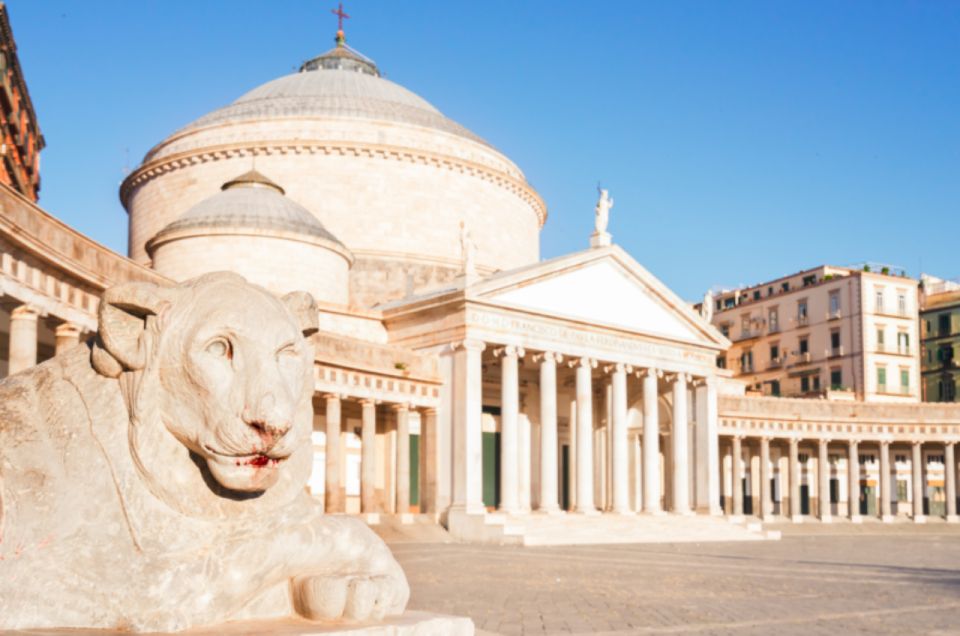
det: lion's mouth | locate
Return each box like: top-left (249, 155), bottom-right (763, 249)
top-left (203, 445), bottom-right (289, 469)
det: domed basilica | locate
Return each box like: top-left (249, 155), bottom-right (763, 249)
top-left (2, 15), bottom-right (957, 546)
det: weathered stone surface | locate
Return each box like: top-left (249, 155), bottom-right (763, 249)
top-left (0, 272), bottom-right (409, 632)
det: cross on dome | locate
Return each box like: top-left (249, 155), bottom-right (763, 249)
top-left (331, 2), bottom-right (350, 47)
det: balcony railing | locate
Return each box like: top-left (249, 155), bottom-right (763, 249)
top-left (768, 358), bottom-right (783, 369)
top-left (797, 315), bottom-right (809, 326)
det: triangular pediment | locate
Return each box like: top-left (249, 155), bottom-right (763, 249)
top-left (474, 247), bottom-right (728, 349)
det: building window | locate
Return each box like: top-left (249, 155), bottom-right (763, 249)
top-left (812, 375), bottom-right (821, 391)
top-left (770, 343), bottom-right (779, 361)
top-left (927, 454), bottom-right (945, 465)
top-left (877, 327), bottom-right (885, 352)
top-left (877, 367), bottom-right (887, 392)
top-left (830, 330), bottom-right (841, 352)
top-left (897, 332), bottom-right (909, 355)
top-left (797, 299), bottom-right (808, 323)
top-left (940, 314), bottom-right (951, 336)
top-left (875, 288), bottom-right (885, 313)
top-left (829, 290), bottom-right (840, 316)
top-left (801, 376), bottom-right (810, 392)
top-left (770, 380), bottom-right (781, 396)
top-left (781, 282), bottom-right (790, 292)
top-left (720, 324), bottom-right (730, 338)
top-left (830, 368), bottom-right (842, 389)
top-left (769, 307), bottom-right (779, 332)
top-left (799, 453), bottom-right (810, 464)
top-left (897, 292), bottom-right (907, 316)
top-left (900, 368), bottom-right (909, 393)
top-left (799, 337), bottom-right (809, 355)
top-left (753, 290), bottom-right (761, 301)
top-left (740, 350), bottom-right (754, 373)
top-left (895, 454), bottom-right (907, 464)
top-left (803, 275), bottom-right (816, 287)
top-left (717, 355), bottom-right (726, 369)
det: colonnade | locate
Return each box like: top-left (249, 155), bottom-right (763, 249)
top-left (5, 302), bottom-right (84, 376)
top-left (449, 339), bottom-right (721, 517)
top-left (321, 393), bottom-right (437, 515)
top-left (723, 435), bottom-right (959, 523)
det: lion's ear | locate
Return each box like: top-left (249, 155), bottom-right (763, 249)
top-left (282, 291), bottom-right (319, 338)
top-left (96, 282), bottom-right (173, 373)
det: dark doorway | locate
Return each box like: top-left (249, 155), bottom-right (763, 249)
top-left (482, 431), bottom-right (500, 509)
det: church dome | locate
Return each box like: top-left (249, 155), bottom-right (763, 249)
top-left (122, 33), bottom-right (546, 308)
top-left (146, 170), bottom-right (353, 306)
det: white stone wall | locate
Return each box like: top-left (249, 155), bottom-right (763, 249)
top-left (150, 233), bottom-right (350, 306)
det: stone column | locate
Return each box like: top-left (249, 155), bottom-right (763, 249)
top-left (495, 346), bottom-right (523, 513)
top-left (789, 438), bottom-right (801, 522)
top-left (818, 438), bottom-right (831, 522)
top-left (671, 373), bottom-right (690, 514)
top-left (731, 436), bottom-right (744, 518)
top-left (8, 304), bottom-right (39, 374)
top-left (394, 404), bottom-right (411, 515)
top-left (760, 437), bottom-right (773, 521)
top-left (360, 399), bottom-right (378, 513)
top-left (451, 340), bottom-right (486, 515)
top-left (324, 394), bottom-right (343, 513)
top-left (611, 363), bottom-right (631, 514)
top-left (641, 369), bottom-right (661, 514)
top-left (574, 357), bottom-right (597, 514)
top-left (912, 441), bottom-right (925, 523)
top-left (536, 352), bottom-right (561, 513)
top-left (54, 322), bottom-right (82, 355)
top-left (946, 442), bottom-right (958, 523)
top-left (695, 378), bottom-right (721, 515)
top-left (848, 439), bottom-right (861, 522)
top-left (879, 441), bottom-right (892, 522)
top-left (420, 408), bottom-right (438, 513)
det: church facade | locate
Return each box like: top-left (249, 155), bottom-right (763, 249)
top-left (2, 25), bottom-right (959, 544)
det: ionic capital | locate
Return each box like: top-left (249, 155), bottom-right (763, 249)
top-left (322, 392), bottom-right (345, 402)
top-left (665, 371), bottom-right (688, 385)
top-left (450, 339), bottom-right (486, 353)
top-left (604, 362), bottom-right (633, 375)
top-left (567, 357), bottom-right (597, 370)
top-left (532, 351), bottom-right (563, 365)
top-left (492, 345), bottom-right (525, 359)
top-left (11, 304), bottom-right (40, 321)
top-left (391, 402), bottom-right (412, 413)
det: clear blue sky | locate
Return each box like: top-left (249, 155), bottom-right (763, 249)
top-left (8, 1), bottom-right (960, 300)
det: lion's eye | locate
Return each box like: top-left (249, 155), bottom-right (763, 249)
top-left (206, 339), bottom-right (232, 359)
top-left (277, 342), bottom-right (298, 358)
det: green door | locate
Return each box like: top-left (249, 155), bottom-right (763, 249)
top-left (561, 444), bottom-right (570, 511)
top-left (800, 484), bottom-right (810, 515)
top-left (929, 485), bottom-right (946, 517)
top-left (482, 432), bottom-right (501, 509)
top-left (409, 434), bottom-right (420, 510)
top-left (860, 484), bottom-right (877, 517)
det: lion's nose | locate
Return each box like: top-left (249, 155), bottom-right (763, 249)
top-left (243, 393), bottom-right (291, 446)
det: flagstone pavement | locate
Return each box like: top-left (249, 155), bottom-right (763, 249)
top-left (390, 523), bottom-right (960, 635)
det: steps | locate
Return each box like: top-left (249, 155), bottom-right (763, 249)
top-left (443, 510), bottom-right (775, 546)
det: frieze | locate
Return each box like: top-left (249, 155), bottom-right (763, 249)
top-left (465, 308), bottom-right (716, 369)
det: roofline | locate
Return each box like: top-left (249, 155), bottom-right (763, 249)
top-left (0, 3), bottom-right (44, 150)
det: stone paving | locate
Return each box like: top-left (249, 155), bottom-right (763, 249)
top-left (391, 524), bottom-right (960, 635)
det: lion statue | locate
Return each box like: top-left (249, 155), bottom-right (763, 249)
top-left (0, 272), bottom-right (409, 631)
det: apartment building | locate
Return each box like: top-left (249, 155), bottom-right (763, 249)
top-left (920, 274), bottom-right (960, 402)
top-left (703, 265), bottom-right (920, 402)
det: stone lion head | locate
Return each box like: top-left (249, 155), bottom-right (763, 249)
top-left (91, 272), bottom-right (319, 517)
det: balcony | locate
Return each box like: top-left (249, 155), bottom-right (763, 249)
top-left (828, 310), bottom-right (842, 321)
top-left (797, 315), bottom-right (809, 327)
top-left (768, 357), bottom-right (783, 369)
top-left (828, 345), bottom-right (844, 358)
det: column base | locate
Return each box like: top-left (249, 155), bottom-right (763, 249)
top-left (727, 515), bottom-right (745, 523)
top-left (790, 515), bottom-right (804, 524)
top-left (362, 513), bottom-right (382, 525)
top-left (574, 508), bottom-right (602, 516)
top-left (913, 515), bottom-right (927, 524)
top-left (642, 508), bottom-right (667, 516)
top-left (534, 506), bottom-right (566, 516)
top-left (881, 515), bottom-right (895, 523)
top-left (611, 508), bottom-right (637, 516)
top-left (819, 515), bottom-right (832, 524)
top-left (672, 509), bottom-right (696, 517)
top-left (849, 515), bottom-right (863, 524)
top-left (761, 514), bottom-right (777, 523)
top-left (946, 515), bottom-right (959, 524)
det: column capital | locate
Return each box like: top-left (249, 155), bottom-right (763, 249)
top-left (450, 339), bottom-right (485, 353)
top-left (788, 437), bottom-right (800, 448)
top-left (879, 439), bottom-right (891, 448)
top-left (55, 322), bottom-right (83, 337)
top-left (419, 406), bottom-right (438, 416)
top-left (604, 362), bottom-right (633, 375)
top-left (665, 371), bottom-right (688, 385)
top-left (636, 367), bottom-right (663, 379)
top-left (819, 437), bottom-right (832, 445)
top-left (689, 375), bottom-right (712, 388)
top-left (567, 357), bottom-right (597, 370)
top-left (390, 402), bottom-right (412, 413)
top-left (358, 398), bottom-right (381, 407)
top-left (912, 439), bottom-right (923, 447)
top-left (323, 392), bottom-right (345, 402)
top-left (11, 304), bottom-right (40, 320)
top-left (532, 351), bottom-right (563, 365)
top-left (492, 345), bottom-right (525, 359)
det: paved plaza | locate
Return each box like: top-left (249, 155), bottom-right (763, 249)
top-left (391, 524), bottom-right (960, 635)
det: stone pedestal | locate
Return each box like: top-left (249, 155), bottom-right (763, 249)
top-left (589, 231), bottom-right (611, 248)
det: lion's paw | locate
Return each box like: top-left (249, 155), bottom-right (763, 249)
top-left (292, 573), bottom-right (404, 622)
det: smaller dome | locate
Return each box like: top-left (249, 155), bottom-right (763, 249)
top-left (150, 170), bottom-right (343, 245)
